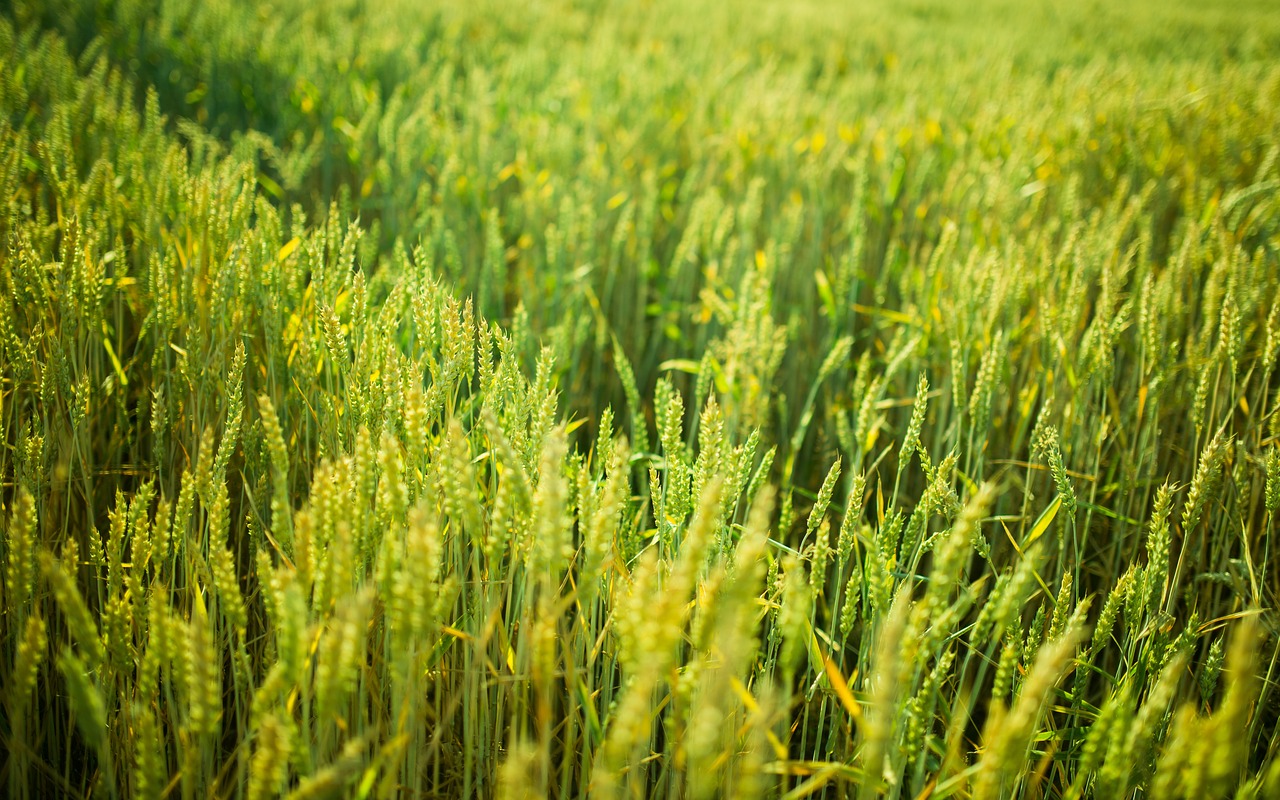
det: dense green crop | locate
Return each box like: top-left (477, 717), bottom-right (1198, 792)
top-left (2, 0), bottom-right (1279, 797)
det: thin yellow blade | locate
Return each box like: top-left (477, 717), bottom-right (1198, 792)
top-left (1023, 494), bottom-right (1063, 548)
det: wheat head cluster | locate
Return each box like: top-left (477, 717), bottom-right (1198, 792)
top-left (2, 0), bottom-right (1280, 798)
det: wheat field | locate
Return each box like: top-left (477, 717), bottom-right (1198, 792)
top-left (2, 0), bottom-right (1279, 797)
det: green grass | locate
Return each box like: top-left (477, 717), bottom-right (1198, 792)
top-left (2, 0), bottom-right (1279, 797)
